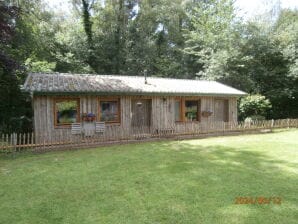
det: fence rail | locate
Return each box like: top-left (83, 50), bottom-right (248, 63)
top-left (1, 119), bottom-right (297, 152)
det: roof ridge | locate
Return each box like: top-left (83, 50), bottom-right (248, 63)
top-left (29, 72), bottom-right (217, 82)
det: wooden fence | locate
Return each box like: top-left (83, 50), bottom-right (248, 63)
top-left (1, 119), bottom-right (297, 152)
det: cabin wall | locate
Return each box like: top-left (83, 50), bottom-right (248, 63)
top-left (33, 95), bottom-right (130, 141)
top-left (33, 95), bottom-right (238, 141)
top-left (172, 96), bottom-right (238, 133)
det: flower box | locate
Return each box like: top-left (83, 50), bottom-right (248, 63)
top-left (82, 113), bottom-right (96, 122)
top-left (201, 110), bottom-right (213, 117)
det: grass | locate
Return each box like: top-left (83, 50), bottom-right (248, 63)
top-left (0, 129), bottom-right (297, 224)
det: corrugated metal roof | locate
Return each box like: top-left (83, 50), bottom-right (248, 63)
top-left (22, 73), bottom-right (246, 96)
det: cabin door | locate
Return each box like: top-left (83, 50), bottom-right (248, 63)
top-left (131, 99), bottom-right (152, 133)
top-left (214, 99), bottom-right (229, 122)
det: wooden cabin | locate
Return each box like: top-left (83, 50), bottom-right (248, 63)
top-left (23, 73), bottom-right (246, 141)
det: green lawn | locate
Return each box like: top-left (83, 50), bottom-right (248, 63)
top-left (0, 129), bottom-right (297, 224)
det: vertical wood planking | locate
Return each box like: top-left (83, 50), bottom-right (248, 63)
top-left (231, 97), bottom-right (237, 123)
top-left (41, 96), bottom-right (47, 136)
top-left (121, 96), bottom-right (130, 136)
top-left (46, 96), bottom-right (53, 140)
top-left (81, 96), bottom-right (87, 114)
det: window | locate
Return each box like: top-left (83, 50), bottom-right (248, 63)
top-left (175, 100), bottom-right (181, 122)
top-left (55, 98), bottom-right (80, 126)
top-left (185, 100), bottom-right (199, 121)
top-left (99, 98), bottom-right (120, 123)
top-left (174, 98), bottom-right (201, 122)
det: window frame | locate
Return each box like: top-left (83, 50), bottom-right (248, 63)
top-left (54, 97), bottom-right (80, 128)
top-left (174, 97), bottom-right (201, 122)
top-left (98, 97), bottom-right (121, 124)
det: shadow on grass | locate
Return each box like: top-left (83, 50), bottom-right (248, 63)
top-left (149, 141), bottom-right (297, 223)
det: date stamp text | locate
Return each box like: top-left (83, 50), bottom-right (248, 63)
top-left (234, 196), bottom-right (282, 205)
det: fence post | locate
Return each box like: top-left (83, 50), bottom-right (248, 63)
top-left (13, 133), bottom-right (17, 153)
top-left (271, 119), bottom-right (274, 129)
top-left (287, 118), bottom-right (290, 129)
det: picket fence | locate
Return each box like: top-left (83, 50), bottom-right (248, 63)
top-left (0, 119), bottom-right (297, 152)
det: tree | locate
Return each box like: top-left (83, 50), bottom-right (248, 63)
top-left (72, 0), bottom-right (98, 72)
top-left (271, 9), bottom-right (298, 118)
top-left (0, 1), bottom-right (32, 133)
top-left (183, 0), bottom-right (236, 79)
top-left (224, 20), bottom-right (296, 119)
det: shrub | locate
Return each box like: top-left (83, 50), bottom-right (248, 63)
top-left (239, 94), bottom-right (272, 121)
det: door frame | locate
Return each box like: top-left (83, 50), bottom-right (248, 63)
top-left (130, 98), bottom-right (152, 133)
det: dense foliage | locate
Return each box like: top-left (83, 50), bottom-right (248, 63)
top-left (0, 1), bottom-right (32, 133)
top-left (239, 95), bottom-right (272, 121)
top-left (0, 0), bottom-right (297, 132)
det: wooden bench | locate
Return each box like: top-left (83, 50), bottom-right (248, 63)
top-left (95, 122), bottom-right (105, 133)
top-left (71, 123), bottom-right (81, 134)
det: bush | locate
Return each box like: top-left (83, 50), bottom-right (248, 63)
top-left (239, 94), bottom-right (272, 121)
